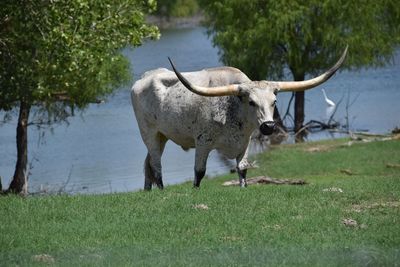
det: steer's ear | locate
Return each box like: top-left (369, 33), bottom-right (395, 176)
top-left (237, 86), bottom-right (250, 97)
top-left (237, 88), bottom-right (249, 102)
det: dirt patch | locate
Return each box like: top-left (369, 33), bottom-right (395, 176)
top-left (351, 201), bottom-right (400, 213)
top-left (32, 254), bottom-right (55, 264)
top-left (342, 218), bottom-right (368, 229)
top-left (222, 176), bottom-right (307, 186)
top-left (342, 218), bottom-right (358, 227)
top-left (386, 163), bottom-right (400, 169)
top-left (393, 133), bottom-right (400, 139)
top-left (304, 144), bottom-right (336, 153)
top-left (193, 204), bottom-right (209, 210)
top-left (340, 169), bottom-right (356, 176)
top-left (322, 187), bottom-right (343, 193)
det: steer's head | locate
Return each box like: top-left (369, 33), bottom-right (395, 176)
top-left (168, 46), bottom-right (347, 136)
top-left (235, 81), bottom-right (278, 135)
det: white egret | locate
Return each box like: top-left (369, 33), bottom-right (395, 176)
top-left (322, 89), bottom-right (335, 107)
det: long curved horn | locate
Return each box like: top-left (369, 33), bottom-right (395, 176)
top-left (168, 57), bottom-right (240, 96)
top-left (277, 46), bottom-right (348, 92)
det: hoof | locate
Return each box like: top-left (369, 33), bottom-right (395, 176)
top-left (193, 184), bottom-right (201, 189)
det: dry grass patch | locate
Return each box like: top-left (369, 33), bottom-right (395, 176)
top-left (32, 254), bottom-right (55, 264)
top-left (302, 140), bottom-right (350, 153)
top-left (351, 201), bottom-right (400, 213)
top-left (193, 203), bottom-right (209, 210)
top-left (304, 144), bottom-right (337, 153)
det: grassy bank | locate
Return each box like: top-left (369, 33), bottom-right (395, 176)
top-left (1, 138), bottom-right (399, 266)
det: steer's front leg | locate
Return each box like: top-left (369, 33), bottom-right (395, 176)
top-left (236, 150), bottom-right (250, 188)
top-left (237, 168), bottom-right (247, 188)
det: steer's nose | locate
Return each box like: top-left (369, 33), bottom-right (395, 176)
top-left (259, 121), bottom-right (275, 135)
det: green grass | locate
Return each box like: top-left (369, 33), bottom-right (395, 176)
top-left (1, 139), bottom-right (399, 266)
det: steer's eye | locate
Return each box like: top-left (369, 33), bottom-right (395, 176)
top-left (249, 100), bottom-right (256, 107)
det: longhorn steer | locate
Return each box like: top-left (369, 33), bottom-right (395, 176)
top-left (131, 47), bottom-right (348, 190)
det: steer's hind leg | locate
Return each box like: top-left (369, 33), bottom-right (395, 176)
top-left (144, 154), bottom-right (154, 190)
top-left (143, 132), bottom-right (167, 190)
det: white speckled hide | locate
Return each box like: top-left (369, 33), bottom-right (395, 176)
top-left (131, 67), bottom-right (278, 189)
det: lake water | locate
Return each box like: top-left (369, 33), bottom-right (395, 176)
top-left (1, 27), bottom-right (399, 194)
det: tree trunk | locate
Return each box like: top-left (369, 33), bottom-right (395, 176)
top-left (8, 101), bottom-right (30, 195)
top-left (294, 91), bottom-right (305, 128)
top-left (293, 73), bottom-right (306, 142)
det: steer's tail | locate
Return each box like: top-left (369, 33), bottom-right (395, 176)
top-left (144, 153), bottom-right (157, 190)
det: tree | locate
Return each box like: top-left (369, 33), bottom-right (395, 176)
top-left (155, 0), bottom-right (199, 18)
top-left (199, 0), bottom-right (400, 140)
top-left (0, 0), bottom-right (159, 194)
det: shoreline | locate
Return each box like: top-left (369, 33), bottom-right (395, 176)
top-left (23, 132), bottom-right (398, 196)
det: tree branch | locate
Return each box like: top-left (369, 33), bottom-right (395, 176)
top-left (282, 92), bottom-right (295, 124)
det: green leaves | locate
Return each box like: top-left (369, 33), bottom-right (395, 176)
top-left (0, 0), bottom-right (159, 115)
top-left (199, 0), bottom-right (400, 80)
top-left (155, 0), bottom-right (199, 18)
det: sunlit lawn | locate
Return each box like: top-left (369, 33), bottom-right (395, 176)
top-left (1, 138), bottom-right (399, 266)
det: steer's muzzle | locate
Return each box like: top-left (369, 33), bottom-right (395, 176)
top-left (259, 121), bottom-right (275, 135)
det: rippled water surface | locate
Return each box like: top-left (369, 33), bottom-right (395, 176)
top-left (1, 27), bottom-right (399, 194)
